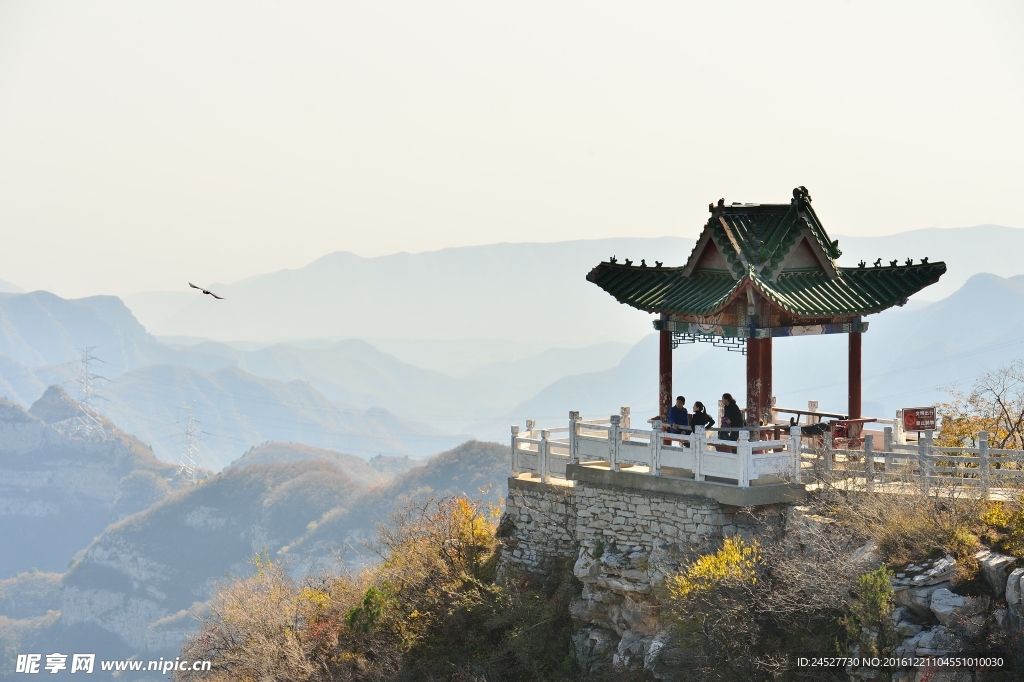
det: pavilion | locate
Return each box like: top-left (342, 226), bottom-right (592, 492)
top-left (586, 187), bottom-right (946, 429)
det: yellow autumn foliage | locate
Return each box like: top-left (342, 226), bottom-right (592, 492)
top-left (665, 536), bottom-right (761, 600)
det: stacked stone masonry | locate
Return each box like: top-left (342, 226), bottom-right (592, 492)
top-left (498, 477), bottom-right (1024, 682)
top-left (497, 477), bottom-right (783, 675)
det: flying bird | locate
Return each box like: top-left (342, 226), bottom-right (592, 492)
top-left (189, 283), bottom-right (224, 299)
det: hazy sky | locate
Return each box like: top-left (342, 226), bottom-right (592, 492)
top-left (1, 0), bottom-right (1022, 298)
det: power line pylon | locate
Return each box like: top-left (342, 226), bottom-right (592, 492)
top-left (67, 347), bottom-right (106, 438)
top-left (177, 405), bottom-right (202, 484)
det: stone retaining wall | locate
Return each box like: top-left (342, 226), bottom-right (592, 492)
top-left (497, 476), bottom-right (785, 674)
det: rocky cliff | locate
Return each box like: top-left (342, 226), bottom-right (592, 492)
top-left (0, 387), bottom-right (188, 577)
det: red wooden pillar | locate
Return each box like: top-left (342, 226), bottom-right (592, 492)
top-left (848, 331), bottom-right (862, 419)
top-left (659, 315), bottom-right (672, 420)
top-left (746, 338), bottom-right (762, 427)
top-left (761, 337), bottom-right (773, 424)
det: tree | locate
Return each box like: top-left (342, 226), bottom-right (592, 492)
top-left (938, 360), bottom-right (1024, 449)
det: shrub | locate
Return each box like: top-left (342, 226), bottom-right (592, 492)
top-left (177, 496), bottom-right (579, 682)
top-left (841, 566), bottom-right (895, 658)
top-left (659, 518), bottom-right (854, 682)
top-left (664, 536), bottom-right (760, 601)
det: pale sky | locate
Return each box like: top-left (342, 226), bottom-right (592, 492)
top-left (1, 0), bottom-right (1022, 298)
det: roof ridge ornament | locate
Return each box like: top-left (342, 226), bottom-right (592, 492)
top-left (792, 186), bottom-right (811, 204)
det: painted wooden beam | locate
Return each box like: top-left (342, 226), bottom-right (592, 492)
top-left (659, 314), bottom-right (672, 421)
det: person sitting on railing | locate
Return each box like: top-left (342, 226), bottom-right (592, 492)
top-left (690, 401), bottom-right (716, 431)
top-left (667, 396), bottom-right (690, 434)
top-left (720, 393), bottom-right (743, 441)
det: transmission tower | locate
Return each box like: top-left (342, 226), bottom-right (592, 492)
top-left (177, 405), bottom-right (202, 484)
top-left (67, 347), bottom-right (106, 438)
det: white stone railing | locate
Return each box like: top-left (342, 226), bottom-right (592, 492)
top-left (856, 431), bottom-right (1024, 493)
top-left (511, 410), bottom-right (1024, 495)
top-left (511, 411), bottom-right (802, 488)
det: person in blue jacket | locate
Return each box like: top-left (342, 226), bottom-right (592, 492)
top-left (667, 396), bottom-right (689, 434)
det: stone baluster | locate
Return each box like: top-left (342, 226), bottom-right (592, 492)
top-left (540, 430), bottom-right (550, 484)
top-left (693, 426), bottom-right (705, 481)
top-left (883, 426), bottom-right (894, 480)
top-left (511, 425), bottom-right (520, 475)
top-left (789, 425), bottom-right (801, 482)
top-left (568, 411), bottom-right (580, 465)
top-left (738, 430), bottom-right (751, 487)
top-left (918, 430), bottom-right (931, 493)
top-left (979, 431), bottom-right (990, 496)
top-left (609, 414), bottom-right (621, 472)
top-left (651, 419), bottom-right (662, 476)
top-left (864, 434), bottom-right (875, 492)
top-left (620, 406), bottom-right (631, 441)
top-left (823, 431), bottom-right (834, 476)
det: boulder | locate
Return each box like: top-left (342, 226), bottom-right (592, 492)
top-left (850, 539), bottom-right (881, 569)
top-left (974, 549), bottom-right (1017, 598)
top-left (895, 620), bottom-right (923, 637)
top-left (896, 625), bottom-right (965, 657)
top-left (911, 555), bottom-right (956, 586)
top-left (1006, 567), bottom-right (1024, 630)
top-left (573, 552), bottom-right (601, 583)
top-left (894, 581), bottom-right (951, 618)
top-left (930, 588), bottom-right (989, 628)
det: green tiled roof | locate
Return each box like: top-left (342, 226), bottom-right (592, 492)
top-left (689, 187), bottom-right (843, 279)
top-left (752, 264), bottom-right (946, 316)
top-left (586, 266), bottom-right (742, 315)
top-left (586, 261), bottom-right (947, 318)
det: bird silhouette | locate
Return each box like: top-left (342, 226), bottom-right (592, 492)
top-left (189, 283), bottom-right (224, 299)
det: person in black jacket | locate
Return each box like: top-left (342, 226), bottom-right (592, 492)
top-left (720, 393), bottom-right (744, 441)
top-left (689, 401), bottom-right (716, 431)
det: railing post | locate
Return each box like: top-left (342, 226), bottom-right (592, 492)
top-left (651, 419), bottom-right (663, 476)
top-left (540, 430), bottom-right (550, 484)
top-left (738, 430), bottom-right (751, 487)
top-left (979, 431), bottom-right (990, 497)
top-left (620, 406), bottom-right (631, 441)
top-left (609, 414), bottom-right (621, 472)
top-left (918, 429), bottom-right (931, 493)
top-left (883, 426), bottom-right (893, 453)
top-left (511, 425), bottom-right (520, 475)
top-left (789, 425), bottom-right (801, 482)
top-left (568, 411), bottom-right (580, 465)
top-left (695, 426), bottom-right (705, 481)
top-left (824, 431), bottom-right (834, 476)
top-left (864, 434), bottom-right (875, 492)
top-left (526, 419), bottom-right (536, 437)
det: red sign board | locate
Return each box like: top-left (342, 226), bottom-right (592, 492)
top-left (902, 407), bottom-right (936, 431)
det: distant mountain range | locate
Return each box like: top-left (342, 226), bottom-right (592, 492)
top-left (0, 290), bottom-right (629, 467)
top-left (3, 267), bottom-right (1024, 465)
top-left (1, 421), bottom-right (510, 678)
top-left (123, 226), bottom-right (1023, 350)
top-left (507, 272), bottom-right (1024, 432)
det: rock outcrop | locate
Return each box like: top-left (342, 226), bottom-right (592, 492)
top-left (0, 389), bottom-right (187, 577)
